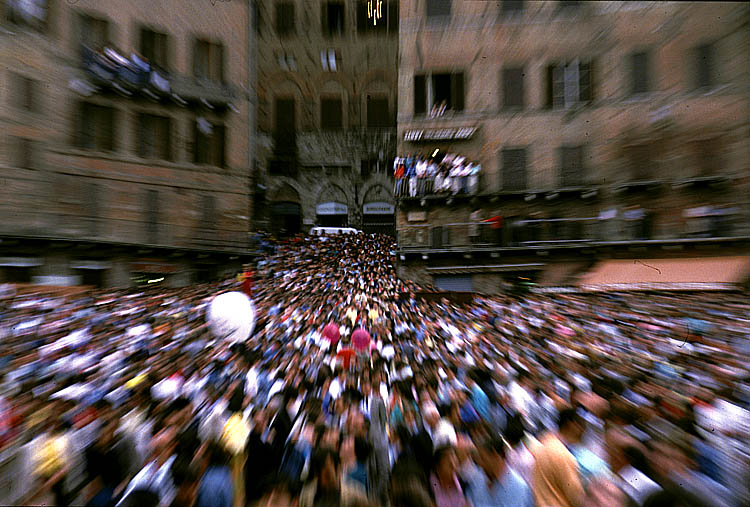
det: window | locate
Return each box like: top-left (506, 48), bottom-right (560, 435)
top-left (367, 95), bottom-right (391, 127)
top-left (502, 67), bottom-right (525, 109)
top-left (276, 2), bottom-right (295, 36)
top-left (321, 97), bottom-right (343, 129)
top-left (7, 0), bottom-right (48, 32)
top-left (559, 0), bottom-right (581, 8)
top-left (501, 0), bottom-right (524, 15)
top-left (11, 73), bottom-right (39, 112)
top-left (501, 148), bottom-right (527, 191)
top-left (75, 102), bottom-right (116, 152)
top-left (202, 194), bottom-right (217, 227)
top-left (625, 144), bottom-right (652, 180)
top-left (86, 182), bottom-right (99, 237)
top-left (137, 114), bottom-right (171, 160)
top-left (694, 43), bottom-right (715, 89)
top-left (413, 72), bottom-right (464, 115)
top-left (320, 49), bottom-right (339, 72)
top-left (277, 52), bottom-right (296, 71)
top-left (693, 139), bottom-right (720, 176)
top-left (357, 0), bottom-right (398, 33)
top-left (322, 2), bottom-right (345, 37)
top-left (630, 51), bottom-right (650, 95)
top-left (192, 119), bottom-right (226, 167)
top-left (140, 28), bottom-right (169, 69)
top-left (426, 0), bottom-right (451, 18)
top-left (193, 39), bottom-right (224, 81)
top-left (559, 145), bottom-right (585, 187)
top-left (546, 60), bottom-right (593, 108)
top-left (13, 137), bottom-right (38, 169)
top-left (145, 189), bottom-right (159, 244)
top-left (275, 97), bottom-right (296, 132)
top-left (78, 14), bottom-right (109, 50)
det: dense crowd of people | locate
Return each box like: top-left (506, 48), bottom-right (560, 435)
top-left (394, 153), bottom-right (481, 197)
top-left (1, 232), bottom-right (749, 507)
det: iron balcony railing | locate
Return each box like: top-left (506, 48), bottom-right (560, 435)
top-left (397, 213), bottom-right (749, 249)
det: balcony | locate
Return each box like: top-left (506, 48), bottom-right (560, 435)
top-left (78, 46), bottom-right (235, 108)
top-left (397, 212), bottom-right (750, 253)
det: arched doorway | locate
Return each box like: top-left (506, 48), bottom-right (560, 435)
top-left (270, 183), bottom-right (302, 236)
top-left (362, 184), bottom-right (395, 235)
top-left (316, 185), bottom-right (349, 227)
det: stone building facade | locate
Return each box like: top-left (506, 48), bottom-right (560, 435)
top-left (255, 0), bottom-right (399, 235)
top-left (396, 1), bottom-right (750, 293)
top-left (0, 0), bottom-right (255, 287)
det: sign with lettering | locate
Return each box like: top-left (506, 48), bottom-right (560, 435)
top-left (407, 211), bottom-right (427, 222)
top-left (130, 262), bottom-right (179, 274)
top-left (403, 126), bottom-right (478, 142)
top-left (363, 202), bottom-right (394, 214)
top-left (316, 202), bottom-right (348, 215)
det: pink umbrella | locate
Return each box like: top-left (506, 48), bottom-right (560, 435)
top-left (352, 328), bottom-right (371, 351)
top-left (323, 323), bottom-right (340, 344)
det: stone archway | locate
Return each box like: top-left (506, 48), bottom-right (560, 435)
top-left (315, 184), bottom-right (350, 227)
top-left (361, 184), bottom-right (395, 235)
top-left (270, 182), bottom-right (302, 236)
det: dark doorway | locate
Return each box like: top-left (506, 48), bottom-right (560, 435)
top-left (0, 267), bottom-right (32, 283)
top-left (362, 214), bottom-right (395, 235)
top-left (75, 269), bottom-right (105, 288)
top-left (271, 201), bottom-right (302, 236)
top-left (316, 214), bottom-right (348, 227)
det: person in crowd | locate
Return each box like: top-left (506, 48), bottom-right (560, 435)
top-left (430, 445), bottom-right (469, 507)
top-left (531, 407), bottom-right (587, 507)
top-left (0, 231), bottom-right (749, 507)
top-left (298, 447), bottom-right (368, 507)
top-left (465, 438), bottom-right (534, 507)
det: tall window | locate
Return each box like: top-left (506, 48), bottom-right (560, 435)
top-left (137, 113), bottom-right (171, 160)
top-left (625, 144), bottom-right (652, 180)
top-left (13, 137), bottom-right (38, 169)
top-left (694, 43), bottom-right (715, 89)
top-left (145, 189), bottom-right (159, 244)
top-left (501, 0), bottom-right (524, 16)
top-left (413, 72), bottom-right (464, 115)
top-left (322, 2), bottom-right (345, 37)
top-left (192, 119), bottom-right (226, 167)
top-left (140, 28), bottom-right (169, 69)
top-left (202, 194), bottom-right (217, 228)
top-left (74, 102), bottom-right (116, 152)
top-left (275, 98), bottom-right (296, 132)
top-left (320, 49), bottom-right (340, 72)
top-left (276, 2), bottom-right (295, 36)
top-left (367, 95), bottom-right (391, 127)
top-left (630, 51), bottom-right (651, 95)
top-left (11, 73), bottom-right (39, 112)
top-left (321, 97), bottom-right (343, 129)
top-left (501, 148), bottom-right (527, 191)
top-left (502, 67), bottom-right (525, 109)
top-left (559, 145), bottom-right (585, 187)
top-left (78, 14), bottom-right (109, 50)
top-left (546, 60), bottom-right (593, 108)
top-left (193, 39), bottom-right (224, 82)
top-left (426, 0), bottom-right (451, 18)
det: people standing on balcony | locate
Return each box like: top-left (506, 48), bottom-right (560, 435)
top-left (393, 156), bottom-right (405, 196)
top-left (425, 159), bottom-right (438, 195)
top-left (468, 162), bottom-right (481, 195)
top-left (407, 155), bottom-right (418, 198)
top-left (415, 157), bottom-right (428, 196)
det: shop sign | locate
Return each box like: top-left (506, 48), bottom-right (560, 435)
top-left (363, 202), bottom-right (395, 214)
top-left (316, 202), bottom-right (348, 215)
top-left (404, 126), bottom-right (478, 142)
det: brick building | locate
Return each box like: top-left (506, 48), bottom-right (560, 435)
top-left (254, 0), bottom-right (399, 235)
top-left (396, 1), bottom-right (750, 293)
top-left (0, 0), bottom-right (255, 287)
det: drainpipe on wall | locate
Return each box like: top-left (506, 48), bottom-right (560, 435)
top-left (248, 1), bottom-right (258, 237)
